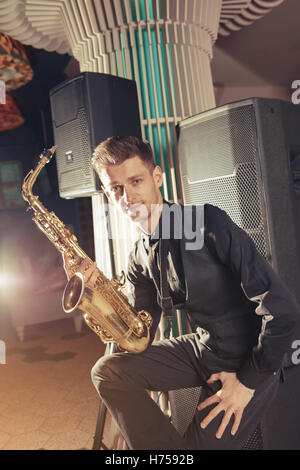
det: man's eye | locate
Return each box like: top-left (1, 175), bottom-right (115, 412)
top-left (112, 186), bottom-right (121, 192)
top-left (133, 179), bottom-right (141, 184)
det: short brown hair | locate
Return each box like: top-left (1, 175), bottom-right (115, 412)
top-left (92, 136), bottom-right (156, 174)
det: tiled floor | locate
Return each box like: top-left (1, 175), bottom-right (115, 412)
top-left (0, 316), bottom-right (107, 450)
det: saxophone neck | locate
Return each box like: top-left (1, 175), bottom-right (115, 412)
top-left (22, 146), bottom-right (57, 206)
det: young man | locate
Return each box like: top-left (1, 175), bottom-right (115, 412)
top-left (64, 136), bottom-right (300, 450)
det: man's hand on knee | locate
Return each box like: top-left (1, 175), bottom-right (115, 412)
top-left (197, 371), bottom-right (255, 439)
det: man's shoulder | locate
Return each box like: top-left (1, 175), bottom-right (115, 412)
top-left (203, 203), bottom-right (232, 235)
top-left (180, 202), bottom-right (229, 223)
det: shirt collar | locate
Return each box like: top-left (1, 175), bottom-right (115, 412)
top-left (141, 200), bottom-right (178, 248)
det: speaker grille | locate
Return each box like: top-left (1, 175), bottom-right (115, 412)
top-left (180, 105), bottom-right (257, 182)
top-left (242, 425), bottom-right (264, 450)
top-left (55, 108), bottom-right (94, 194)
top-left (51, 78), bottom-right (84, 127)
top-left (183, 161), bottom-right (267, 258)
top-left (169, 387), bottom-right (201, 437)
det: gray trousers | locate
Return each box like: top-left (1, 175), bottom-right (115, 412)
top-left (91, 333), bottom-right (280, 450)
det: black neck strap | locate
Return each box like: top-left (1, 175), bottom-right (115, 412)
top-left (159, 238), bottom-right (174, 338)
top-left (146, 236), bottom-right (174, 337)
top-left (159, 238), bottom-right (173, 316)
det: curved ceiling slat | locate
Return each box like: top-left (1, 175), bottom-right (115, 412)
top-left (0, 0), bottom-right (285, 53)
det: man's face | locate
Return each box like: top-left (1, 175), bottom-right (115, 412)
top-left (99, 155), bottom-right (163, 232)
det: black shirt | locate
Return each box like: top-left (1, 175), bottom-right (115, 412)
top-left (126, 202), bottom-right (300, 389)
top-left (141, 213), bottom-right (186, 309)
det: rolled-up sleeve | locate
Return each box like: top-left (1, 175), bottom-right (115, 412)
top-left (208, 208), bottom-right (300, 389)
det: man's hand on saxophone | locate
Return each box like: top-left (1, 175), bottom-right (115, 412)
top-left (62, 253), bottom-right (98, 288)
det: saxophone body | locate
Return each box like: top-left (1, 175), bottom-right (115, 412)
top-left (22, 147), bottom-right (152, 354)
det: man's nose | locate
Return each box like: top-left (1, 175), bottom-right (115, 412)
top-left (122, 186), bottom-right (135, 204)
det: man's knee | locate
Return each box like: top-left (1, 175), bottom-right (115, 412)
top-left (91, 353), bottom-right (127, 393)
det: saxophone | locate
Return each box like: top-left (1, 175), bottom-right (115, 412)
top-left (22, 147), bottom-right (152, 353)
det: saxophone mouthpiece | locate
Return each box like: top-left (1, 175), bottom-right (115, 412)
top-left (41, 146), bottom-right (57, 160)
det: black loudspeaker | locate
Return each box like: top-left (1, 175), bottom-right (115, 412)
top-left (172, 98), bottom-right (300, 449)
top-left (178, 98), bottom-right (300, 304)
top-left (49, 72), bottom-right (142, 199)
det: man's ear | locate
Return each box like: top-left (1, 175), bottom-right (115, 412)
top-left (153, 165), bottom-right (163, 187)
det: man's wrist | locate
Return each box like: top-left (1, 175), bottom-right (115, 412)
top-left (239, 380), bottom-right (255, 397)
top-left (237, 358), bottom-right (274, 389)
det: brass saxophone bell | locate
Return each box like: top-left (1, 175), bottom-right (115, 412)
top-left (62, 272), bottom-right (152, 354)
